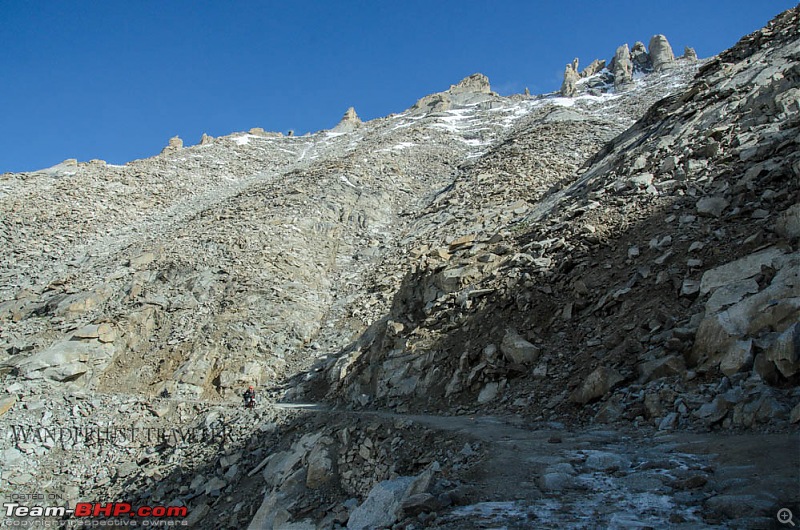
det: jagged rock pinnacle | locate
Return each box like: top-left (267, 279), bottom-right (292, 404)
top-left (160, 135), bottom-right (183, 155)
top-left (333, 106), bottom-right (363, 132)
top-left (649, 34), bottom-right (676, 70)
top-left (613, 44), bottom-right (634, 89)
top-left (560, 59), bottom-right (580, 97)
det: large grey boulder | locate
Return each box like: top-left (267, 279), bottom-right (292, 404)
top-left (348, 466), bottom-right (435, 530)
top-left (305, 438), bottom-right (336, 489)
top-left (692, 252), bottom-right (800, 370)
top-left (775, 203), bottom-right (800, 239)
top-left (6, 341), bottom-right (114, 383)
top-left (649, 34), bottom-right (675, 71)
top-left (569, 366), bottom-right (624, 404)
top-left (766, 323), bottom-right (800, 377)
top-left (699, 247), bottom-right (788, 295)
top-left (500, 329), bottom-right (540, 365)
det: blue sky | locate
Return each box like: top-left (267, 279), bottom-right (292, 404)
top-left (1, 1), bottom-right (796, 173)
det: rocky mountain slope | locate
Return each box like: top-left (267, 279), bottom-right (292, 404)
top-left (1, 7), bottom-right (798, 529)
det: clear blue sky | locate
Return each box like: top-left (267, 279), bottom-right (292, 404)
top-left (1, 1), bottom-right (796, 173)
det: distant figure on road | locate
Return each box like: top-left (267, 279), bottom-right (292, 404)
top-left (243, 386), bottom-right (256, 409)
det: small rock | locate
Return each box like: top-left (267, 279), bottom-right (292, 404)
top-left (477, 382), bottom-right (499, 404)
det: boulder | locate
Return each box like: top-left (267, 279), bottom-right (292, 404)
top-left (699, 247), bottom-right (787, 295)
top-left (540, 472), bottom-right (580, 491)
top-left (477, 382), bottom-right (499, 404)
top-left (9, 341), bottom-right (113, 383)
top-left (705, 494), bottom-right (775, 519)
top-left (412, 93), bottom-right (450, 113)
top-left (637, 355), bottom-right (686, 382)
top-left (71, 323), bottom-right (117, 343)
top-left (500, 329), bottom-right (540, 365)
top-left (347, 466), bottom-right (435, 530)
top-left (401, 493), bottom-right (441, 516)
top-left (0, 395), bottom-right (16, 418)
top-left (306, 439), bottom-right (335, 489)
top-left (683, 46), bottom-right (698, 61)
top-left (719, 339), bottom-right (754, 376)
top-left (765, 322), bottom-right (800, 377)
top-left (569, 366), bottom-right (624, 404)
top-left (694, 395), bottom-right (730, 424)
top-left (692, 259), bottom-right (800, 368)
top-left (584, 451), bottom-right (630, 472)
top-left (649, 34), bottom-right (675, 71)
top-left (775, 203), bottom-right (800, 239)
top-left (696, 196), bottom-right (729, 217)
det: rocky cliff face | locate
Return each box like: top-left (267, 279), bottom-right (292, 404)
top-left (1, 7), bottom-right (798, 530)
top-left (319, 8), bottom-right (800, 431)
top-left (562, 33), bottom-right (686, 97)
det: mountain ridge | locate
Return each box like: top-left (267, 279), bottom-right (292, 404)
top-left (1, 8), bottom-right (798, 528)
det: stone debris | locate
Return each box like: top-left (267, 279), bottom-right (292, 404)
top-left (1, 6), bottom-right (799, 530)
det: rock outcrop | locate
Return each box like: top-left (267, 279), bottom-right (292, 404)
top-left (560, 59), bottom-right (581, 96)
top-left (630, 41), bottom-right (652, 71)
top-left (562, 34), bottom-right (689, 97)
top-left (412, 73), bottom-right (499, 113)
top-left (331, 107), bottom-right (363, 133)
top-left (160, 135), bottom-right (183, 154)
top-left (649, 34), bottom-right (676, 70)
top-left (612, 43), bottom-right (634, 89)
top-left (448, 72), bottom-right (492, 94)
top-left (580, 58), bottom-right (606, 78)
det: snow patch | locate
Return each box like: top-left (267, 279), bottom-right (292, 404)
top-left (378, 142), bottom-right (416, 152)
top-left (232, 134), bottom-right (260, 146)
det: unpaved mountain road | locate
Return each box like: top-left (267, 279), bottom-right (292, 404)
top-left (273, 402), bottom-right (799, 528)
